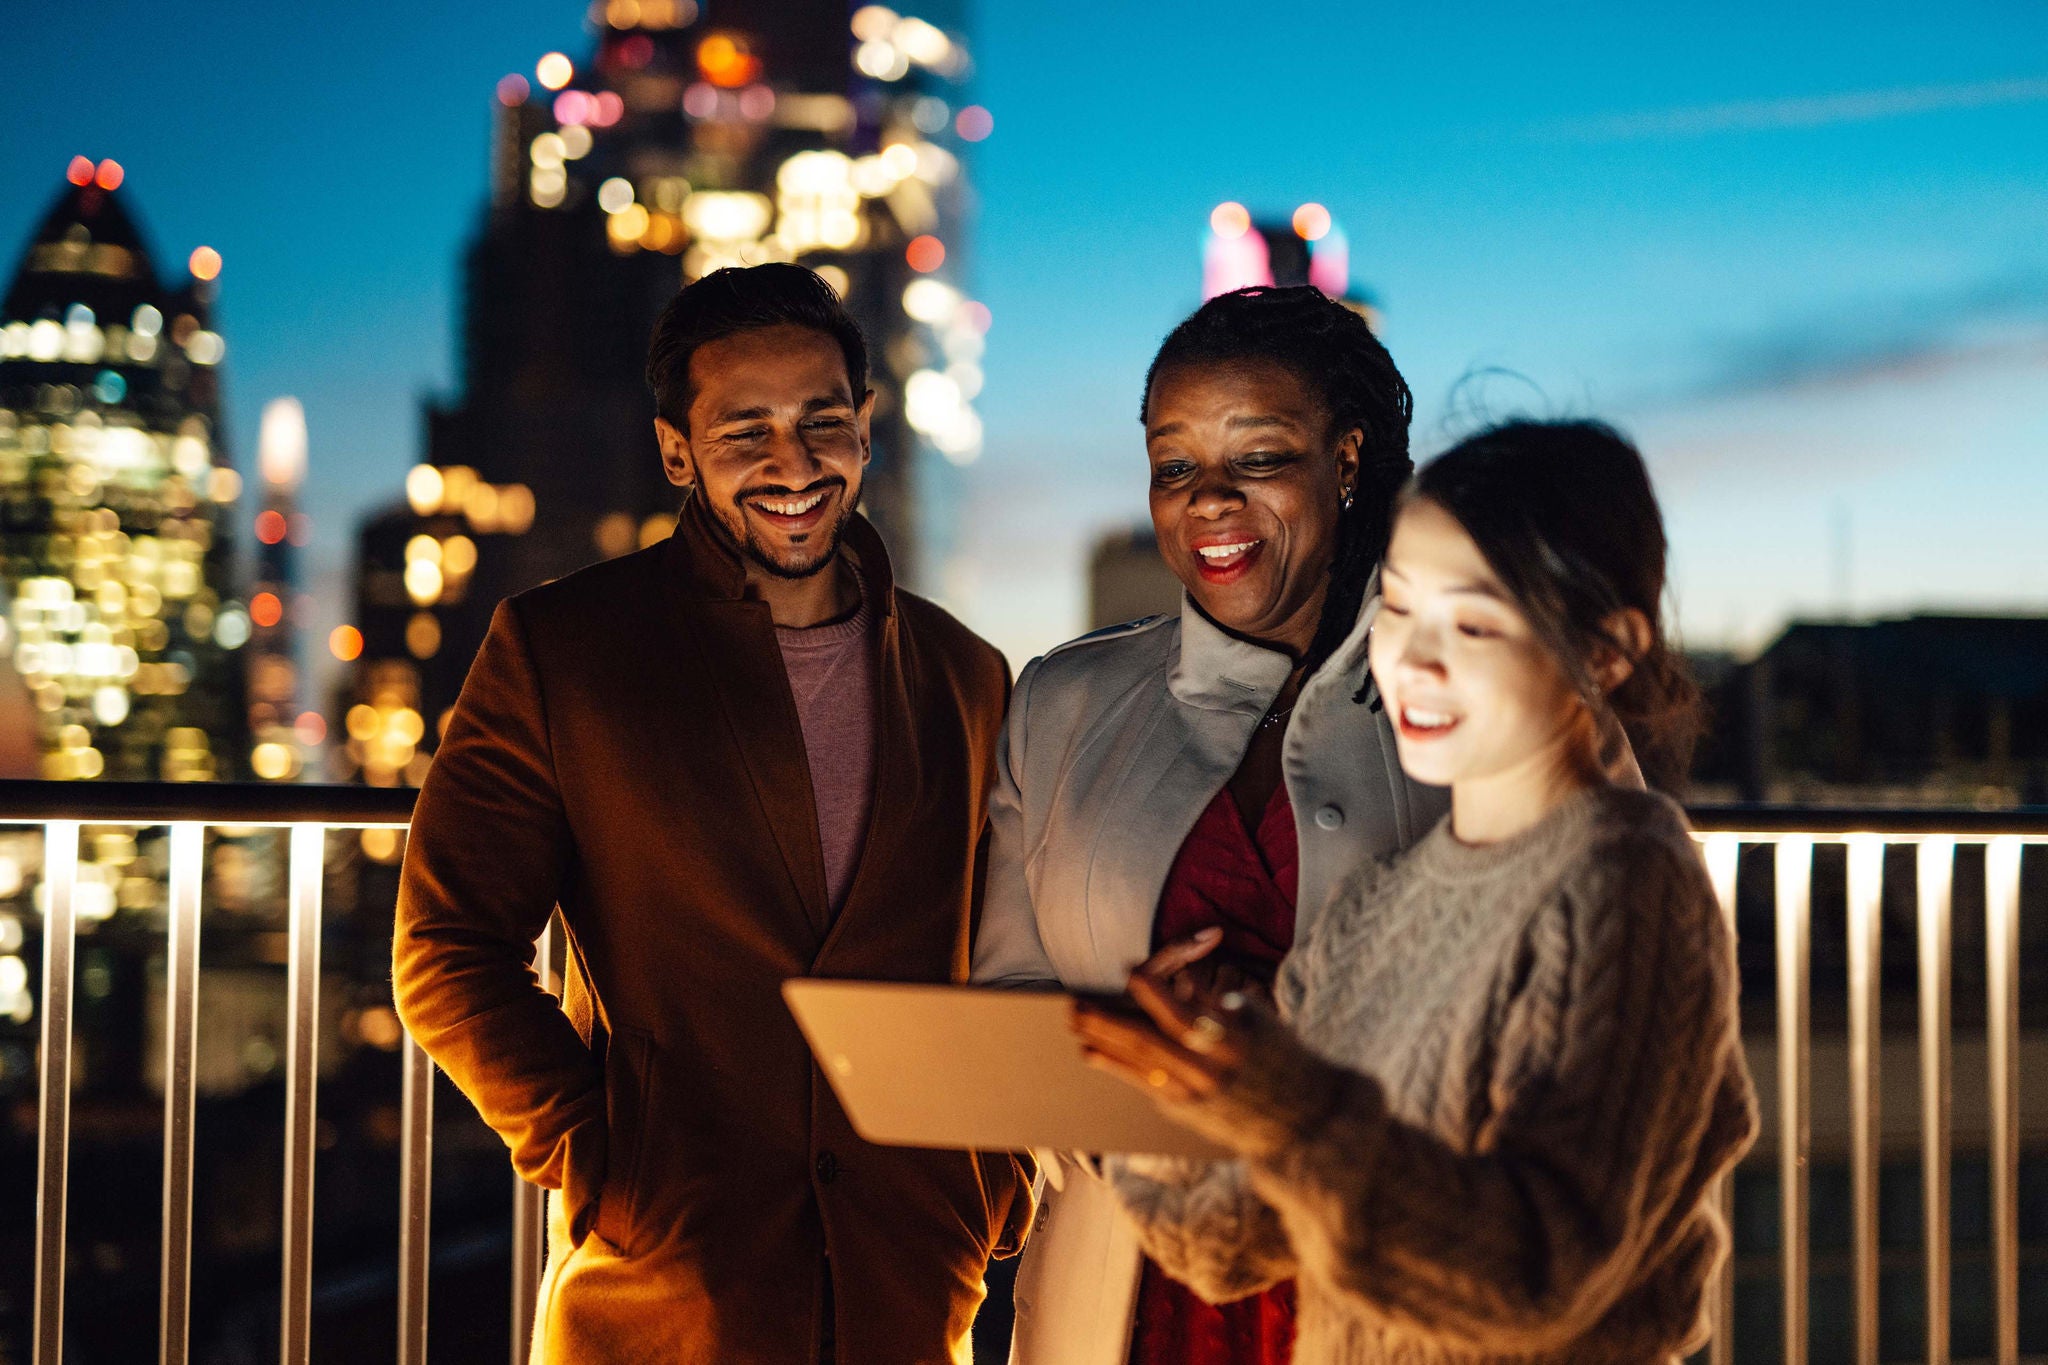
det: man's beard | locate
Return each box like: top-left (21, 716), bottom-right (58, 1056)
top-left (707, 481), bottom-right (854, 580)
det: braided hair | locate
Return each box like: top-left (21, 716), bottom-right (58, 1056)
top-left (1141, 285), bottom-right (1414, 674)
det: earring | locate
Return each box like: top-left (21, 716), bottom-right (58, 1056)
top-left (1340, 485), bottom-right (1355, 511)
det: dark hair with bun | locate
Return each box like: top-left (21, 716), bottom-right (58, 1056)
top-left (1142, 285), bottom-right (1414, 674)
top-left (1407, 419), bottom-right (1701, 792)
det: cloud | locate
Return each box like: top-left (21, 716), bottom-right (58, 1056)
top-left (1638, 271), bottom-right (2048, 405)
top-left (1545, 75), bottom-right (2048, 141)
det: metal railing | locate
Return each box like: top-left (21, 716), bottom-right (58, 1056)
top-left (6, 782), bottom-right (2044, 1365)
top-left (1689, 804), bottom-right (2044, 1365)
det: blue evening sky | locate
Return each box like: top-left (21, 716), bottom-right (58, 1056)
top-left (5, 0), bottom-right (2046, 671)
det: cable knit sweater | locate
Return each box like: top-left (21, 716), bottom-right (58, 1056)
top-left (1106, 785), bottom-right (1759, 1365)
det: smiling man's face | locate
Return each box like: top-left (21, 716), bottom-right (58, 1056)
top-left (656, 323), bottom-right (873, 579)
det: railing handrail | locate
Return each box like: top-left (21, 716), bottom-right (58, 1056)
top-left (0, 781), bottom-right (2039, 835)
top-left (0, 779), bottom-right (417, 824)
top-left (1690, 803), bottom-right (2048, 836)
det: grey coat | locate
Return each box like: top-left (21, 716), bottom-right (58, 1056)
top-left (972, 588), bottom-right (1447, 1365)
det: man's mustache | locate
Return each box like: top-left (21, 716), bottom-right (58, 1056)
top-left (740, 477), bottom-right (846, 503)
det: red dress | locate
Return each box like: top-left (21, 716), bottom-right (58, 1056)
top-left (1128, 783), bottom-right (1299, 1365)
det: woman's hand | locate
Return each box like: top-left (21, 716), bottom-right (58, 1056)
top-left (1071, 940), bottom-right (1263, 1106)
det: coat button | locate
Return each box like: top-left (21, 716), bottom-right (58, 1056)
top-left (816, 1151), bottom-right (839, 1184)
top-left (1314, 804), bottom-right (1344, 830)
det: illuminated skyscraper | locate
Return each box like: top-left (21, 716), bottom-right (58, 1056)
top-left (0, 161), bottom-right (250, 781)
top-left (349, 0), bottom-right (988, 765)
top-left (247, 396), bottom-right (312, 780)
top-left (1202, 199), bottom-right (1379, 326)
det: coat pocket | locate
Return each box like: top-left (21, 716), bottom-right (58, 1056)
top-left (594, 1027), bottom-right (655, 1254)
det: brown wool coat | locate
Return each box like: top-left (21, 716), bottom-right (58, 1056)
top-left (393, 499), bottom-right (1032, 1365)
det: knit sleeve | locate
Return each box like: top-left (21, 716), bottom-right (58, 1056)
top-left (1103, 1155), bottom-right (1299, 1303)
top-left (1162, 829), bottom-right (1749, 1351)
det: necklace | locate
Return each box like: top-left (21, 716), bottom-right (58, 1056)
top-left (1257, 703), bottom-right (1294, 731)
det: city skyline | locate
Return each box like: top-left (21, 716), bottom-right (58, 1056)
top-left (3, 0), bottom-right (2044, 682)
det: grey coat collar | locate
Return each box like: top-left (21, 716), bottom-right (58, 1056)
top-left (1166, 572), bottom-right (1382, 718)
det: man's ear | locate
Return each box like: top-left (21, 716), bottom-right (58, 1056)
top-left (1592, 608), bottom-right (1654, 694)
top-left (654, 417), bottom-right (694, 489)
top-left (855, 389), bottom-right (876, 469)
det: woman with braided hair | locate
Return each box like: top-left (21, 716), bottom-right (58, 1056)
top-left (973, 284), bottom-right (1448, 1365)
top-left (1073, 421), bottom-right (1759, 1364)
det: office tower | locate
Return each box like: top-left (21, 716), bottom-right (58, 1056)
top-left (351, 0), bottom-right (987, 761)
top-left (0, 160), bottom-right (250, 781)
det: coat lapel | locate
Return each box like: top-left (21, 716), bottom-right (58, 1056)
top-left (659, 497), bottom-right (831, 939)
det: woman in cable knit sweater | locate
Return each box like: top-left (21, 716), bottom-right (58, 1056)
top-left (1073, 420), bottom-right (1759, 1364)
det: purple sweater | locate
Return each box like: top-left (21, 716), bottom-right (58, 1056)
top-left (775, 593), bottom-right (877, 915)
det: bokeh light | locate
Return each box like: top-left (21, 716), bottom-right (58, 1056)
top-left (329, 625), bottom-right (364, 662)
top-left (955, 105), bottom-right (993, 141)
top-left (66, 156), bottom-right (94, 187)
top-left (249, 593), bottom-right (283, 629)
top-left (536, 52), bottom-right (574, 90)
top-left (697, 32), bottom-right (762, 87)
top-left (93, 160), bottom-right (124, 191)
top-left (254, 510), bottom-right (287, 545)
top-left (496, 73), bottom-right (530, 106)
top-left (1291, 202), bottom-right (1332, 241)
top-left (1210, 201), bottom-right (1252, 240)
top-left (188, 246), bottom-right (222, 281)
top-left (906, 235), bottom-right (946, 272)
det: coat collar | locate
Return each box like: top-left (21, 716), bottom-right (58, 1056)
top-left (660, 486), bottom-right (898, 618)
top-left (1165, 572), bottom-right (1384, 716)
top-left (1166, 595), bottom-right (1295, 715)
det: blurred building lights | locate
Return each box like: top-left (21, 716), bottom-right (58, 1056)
top-left (901, 277), bottom-right (959, 323)
top-left (405, 465), bottom-right (444, 516)
top-left (329, 625), bottom-right (364, 662)
top-left (1210, 201), bottom-right (1251, 239)
top-left (66, 157), bottom-right (95, 187)
top-left (294, 711), bottom-right (327, 746)
top-left (497, 73), bottom-right (530, 106)
top-left (591, 90), bottom-right (625, 126)
top-left (249, 592), bottom-right (283, 629)
top-left (855, 39), bottom-right (911, 82)
top-left (912, 96), bottom-right (950, 134)
top-left (850, 5), bottom-right (897, 41)
top-left (598, 177), bottom-right (637, 214)
top-left (257, 396), bottom-right (307, 488)
top-left (814, 264), bottom-right (849, 297)
top-left (93, 161), bottom-right (124, 191)
top-left (905, 234), bottom-right (945, 272)
top-left (188, 245), bottom-right (221, 281)
top-left (955, 105), bottom-right (993, 141)
top-left (1308, 225), bottom-right (1350, 298)
top-left (1291, 202), bottom-right (1332, 241)
top-left (559, 124), bottom-right (594, 160)
top-left (254, 511), bottom-right (287, 545)
top-left (536, 52), bottom-right (574, 90)
top-left (697, 32), bottom-right (762, 88)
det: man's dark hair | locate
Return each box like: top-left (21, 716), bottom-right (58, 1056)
top-left (645, 263), bottom-right (870, 430)
top-left (1142, 285), bottom-right (1414, 677)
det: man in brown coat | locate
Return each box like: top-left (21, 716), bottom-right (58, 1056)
top-left (393, 263), bottom-right (1031, 1364)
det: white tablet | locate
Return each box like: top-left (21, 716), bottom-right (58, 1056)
top-left (783, 979), bottom-right (1231, 1160)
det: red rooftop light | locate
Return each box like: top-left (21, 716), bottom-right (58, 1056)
top-left (94, 160), bottom-right (125, 191)
top-left (66, 157), bottom-right (95, 186)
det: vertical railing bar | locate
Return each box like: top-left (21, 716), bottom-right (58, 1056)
top-left (1699, 834), bottom-right (1740, 1365)
top-left (1985, 835), bottom-right (2021, 1365)
top-left (32, 820), bottom-right (79, 1365)
top-left (510, 913), bottom-right (559, 1365)
top-left (280, 824), bottom-right (325, 1365)
top-left (398, 1031), bottom-right (434, 1365)
top-left (159, 823), bottom-right (205, 1365)
top-left (1776, 836), bottom-right (1813, 1365)
top-left (1917, 836), bottom-right (1955, 1365)
top-left (1845, 833), bottom-right (1884, 1365)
